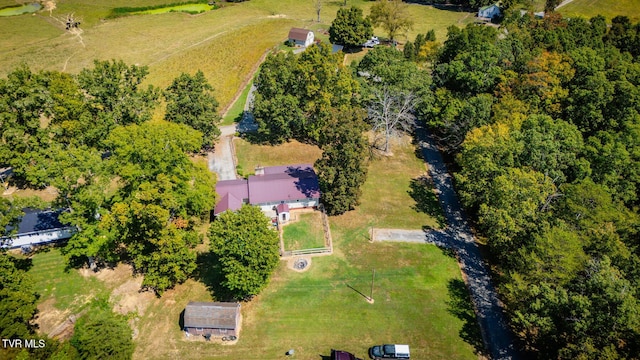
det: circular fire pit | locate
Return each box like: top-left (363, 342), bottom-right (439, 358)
top-left (293, 258), bottom-right (308, 270)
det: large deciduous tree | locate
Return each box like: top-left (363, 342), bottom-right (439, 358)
top-left (315, 110), bottom-right (369, 215)
top-left (164, 70), bottom-right (221, 150)
top-left (209, 205), bottom-right (280, 300)
top-left (71, 308), bottom-right (134, 360)
top-left (368, 0), bottom-right (413, 42)
top-left (367, 86), bottom-right (417, 154)
top-left (252, 43), bottom-right (359, 144)
top-left (64, 122), bottom-right (215, 294)
top-left (77, 59), bottom-right (159, 148)
top-left (329, 6), bottom-right (373, 49)
top-left (0, 252), bottom-right (38, 339)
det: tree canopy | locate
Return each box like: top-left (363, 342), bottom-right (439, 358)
top-left (252, 43), bottom-right (359, 144)
top-left (208, 205), bottom-right (280, 300)
top-left (164, 70), bottom-right (221, 150)
top-left (329, 6), bottom-right (373, 49)
top-left (368, 0), bottom-right (413, 42)
top-left (426, 15), bottom-right (640, 359)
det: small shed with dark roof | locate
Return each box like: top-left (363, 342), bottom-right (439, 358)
top-left (288, 28), bottom-right (315, 47)
top-left (183, 302), bottom-right (241, 337)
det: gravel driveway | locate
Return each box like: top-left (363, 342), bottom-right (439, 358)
top-left (373, 126), bottom-right (523, 360)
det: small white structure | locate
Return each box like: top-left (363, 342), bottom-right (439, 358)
top-left (288, 28), bottom-right (315, 47)
top-left (478, 3), bottom-right (502, 20)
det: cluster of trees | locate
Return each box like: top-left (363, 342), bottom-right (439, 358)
top-left (422, 13), bottom-right (640, 359)
top-left (252, 33), bottom-right (428, 215)
top-left (251, 43), bottom-right (369, 215)
top-left (0, 252), bottom-right (132, 359)
top-left (329, 1), bottom-right (413, 47)
top-left (0, 60), bottom-right (222, 294)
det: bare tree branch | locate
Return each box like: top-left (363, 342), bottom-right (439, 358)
top-left (367, 86), bottom-right (417, 154)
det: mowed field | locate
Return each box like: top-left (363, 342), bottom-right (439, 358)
top-left (0, 0), bottom-right (474, 111)
top-left (21, 137), bottom-right (475, 359)
top-left (558, 0), bottom-right (640, 22)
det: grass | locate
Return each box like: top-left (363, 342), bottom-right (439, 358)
top-left (282, 212), bottom-right (325, 251)
top-left (132, 241), bottom-right (480, 359)
top-left (221, 77), bottom-right (254, 126)
top-left (352, 136), bottom-right (442, 230)
top-left (558, 0), bottom-right (640, 22)
top-left (27, 248), bottom-right (110, 312)
top-left (132, 4), bottom-right (213, 16)
top-left (0, 0), bottom-right (474, 111)
top-left (234, 138), bottom-right (323, 176)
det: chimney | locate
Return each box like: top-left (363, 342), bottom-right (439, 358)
top-left (255, 165), bottom-right (265, 176)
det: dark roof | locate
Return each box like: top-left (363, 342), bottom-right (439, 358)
top-left (288, 28), bottom-right (312, 41)
top-left (184, 302), bottom-right (240, 329)
top-left (248, 164), bottom-right (320, 205)
top-left (13, 208), bottom-right (67, 234)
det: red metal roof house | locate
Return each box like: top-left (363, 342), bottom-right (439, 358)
top-left (214, 164), bottom-right (320, 216)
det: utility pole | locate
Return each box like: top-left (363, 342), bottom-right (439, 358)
top-left (367, 268), bottom-right (375, 304)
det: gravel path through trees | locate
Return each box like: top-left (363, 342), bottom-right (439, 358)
top-left (373, 125), bottom-right (522, 360)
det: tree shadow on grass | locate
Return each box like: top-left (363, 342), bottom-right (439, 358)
top-left (409, 176), bottom-right (447, 228)
top-left (193, 251), bottom-right (235, 302)
top-left (446, 278), bottom-right (487, 357)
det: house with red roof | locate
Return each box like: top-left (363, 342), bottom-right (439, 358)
top-left (214, 164), bottom-right (321, 222)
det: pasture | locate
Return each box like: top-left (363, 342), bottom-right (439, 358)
top-left (558, 0), bottom-right (640, 22)
top-left (0, 0), bottom-right (474, 111)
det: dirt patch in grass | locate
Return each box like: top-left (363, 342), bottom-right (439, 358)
top-left (35, 298), bottom-right (72, 337)
top-left (286, 256), bottom-right (312, 272)
top-left (2, 185), bottom-right (58, 202)
top-left (79, 263), bottom-right (132, 287)
top-left (110, 277), bottom-right (156, 316)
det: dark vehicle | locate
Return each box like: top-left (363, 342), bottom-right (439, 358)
top-left (332, 349), bottom-right (362, 360)
top-left (368, 344), bottom-right (410, 359)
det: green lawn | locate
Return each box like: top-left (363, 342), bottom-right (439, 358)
top-left (344, 136), bottom-right (444, 230)
top-left (234, 138), bottom-right (323, 177)
top-left (559, 0), bottom-right (640, 22)
top-left (28, 248), bottom-right (110, 312)
top-left (133, 4), bottom-right (213, 15)
top-left (221, 77), bottom-right (254, 126)
top-left (132, 241), bottom-right (481, 359)
top-left (282, 212), bottom-right (325, 251)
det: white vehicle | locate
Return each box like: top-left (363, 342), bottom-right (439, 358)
top-left (363, 36), bottom-right (380, 48)
top-left (368, 344), bottom-right (410, 359)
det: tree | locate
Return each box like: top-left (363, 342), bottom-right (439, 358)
top-left (0, 66), bottom-right (54, 187)
top-left (71, 308), bottom-right (134, 360)
top-left (515, 114), bottom-right (588, 184)
top-left (0, 252), bottom-right (38, 339)
top-left (367, 86), bottom-right (417, 154)
top-left (368, 0), bottom-right (413, 42)
top-left (77, 60), bottom-right (159, 148)
top-left (329, 6), bottom-right (373, 49)
top-left (314, 0), bottom-right (322, 22)
top-left (209, 205), bottom-right (280, 300)
top-left (315, 110), bottom-right (369, 215)
top-left (477, 167), bottom-right (556, 266)
top-left (63, 122), bottom-right (215, 293)
top-left (164, 70), bottom-right (221, 150)
top-left (252, 43), bottom-right (359, 144)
